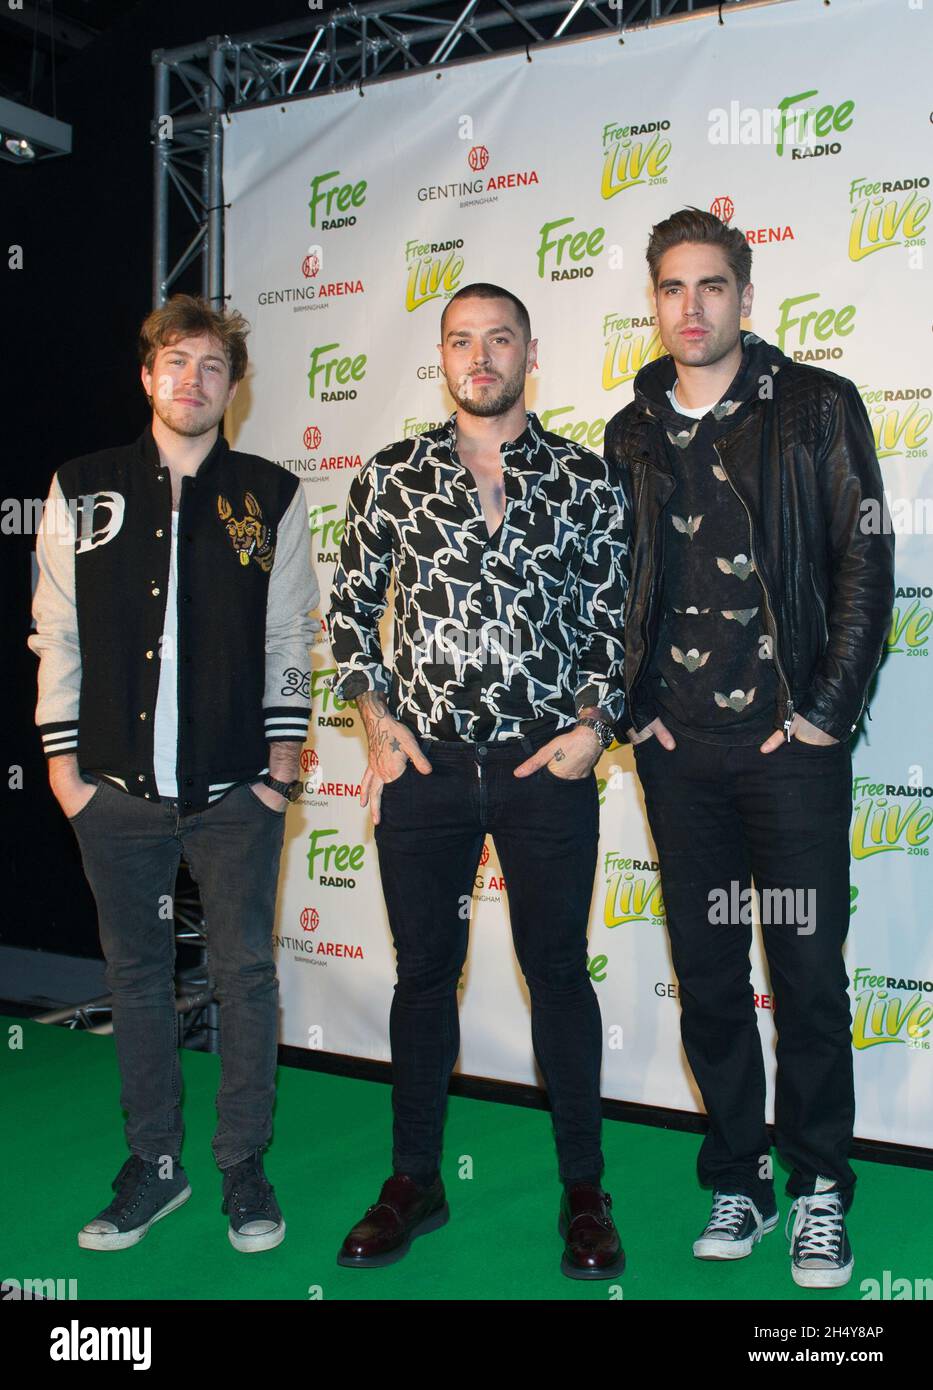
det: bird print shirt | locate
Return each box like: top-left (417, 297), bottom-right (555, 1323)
top-left (642, 338), bottom-right (781, 741)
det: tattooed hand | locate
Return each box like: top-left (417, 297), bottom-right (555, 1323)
top-left (513, 722), bottom-right (603, 780)
top-left (356, 690), bottom-right (432, 824)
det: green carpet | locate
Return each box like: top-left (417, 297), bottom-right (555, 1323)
top-left (2, 1015), bottom-right (929, 1302)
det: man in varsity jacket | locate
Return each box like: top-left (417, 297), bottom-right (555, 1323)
top-left (29, 294), bottom-right (319, 1254)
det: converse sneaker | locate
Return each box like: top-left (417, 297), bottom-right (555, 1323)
top-left (786, 1192), bottom-right (853, 1288)
top-left (78, 1155), bottom-right (191, 1250)
top-left (693, 1192), bottom-right (779, 1260)
top-left (221, 1150), bottom-right (285, 1253)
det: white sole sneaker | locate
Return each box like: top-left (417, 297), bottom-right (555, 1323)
top-left (694, 1211), bottom-right (779, 1260)
top-left (228, 1218), bottom-right (286, 1254)
top-left (78, 1184), bottom-right (192, 1251)
top-left (792, 1256), bottom-right (854, 1288)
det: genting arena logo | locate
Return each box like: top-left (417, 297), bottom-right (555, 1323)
top-left (480, 842), bottom-right (490, 868)
top-left (303, 425), bottom-right (322, 451)
top-left (710, 195), bottom-right (734, 223)
top-left (300, 748), bottom-right (320, 774)
top-left (300, 907), bottom-right (320, 932)
top-left (468, 146), bottom-right (489, 172)
top-left (302, 251), bottom-right (321, 278)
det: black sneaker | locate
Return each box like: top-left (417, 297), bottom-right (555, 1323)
top-left (693, 1192), bottom-right (779, 1260)
top-left (221, 1150), bottom-right (285, 1253)
top-left (786, 1192), bottom-right (854, 1288)
top-left (78, 1155), bottom-right (191, 1251)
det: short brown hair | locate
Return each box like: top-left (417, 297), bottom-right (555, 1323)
top-left (138, 294), bottom-right (250, 383)
top-left (440, 282), bottom-right (532, 342)
top-left (646, 208), bottom-right (752, 292)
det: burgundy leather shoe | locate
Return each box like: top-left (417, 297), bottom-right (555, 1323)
top-left (559, 1183), bottom-right (626, 1280)
top-left (337, 1175), bottom-right (449, 1268)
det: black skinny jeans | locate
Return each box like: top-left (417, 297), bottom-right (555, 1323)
top-left (374, 730), bottom-right (605, 1187)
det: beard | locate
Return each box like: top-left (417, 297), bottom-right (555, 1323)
top-left (447, 362), bottom-right (526, 418)
top-left (150, 391), bottom-right (226, 438)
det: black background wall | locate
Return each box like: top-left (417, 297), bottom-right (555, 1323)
top-left (1, 0), bottom-right (349, 962)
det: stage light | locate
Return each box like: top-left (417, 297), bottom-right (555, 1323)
top-left (5, 136), bottom-right (36, 160)
top-left (0, 98), bottom-right (72, 165)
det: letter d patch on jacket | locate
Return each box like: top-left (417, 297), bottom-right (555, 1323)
top-left (75, 491), bottom-right (126, 553)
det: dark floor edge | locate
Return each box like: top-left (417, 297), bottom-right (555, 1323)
top-left (278, 1043), bottom-right (933, 1172)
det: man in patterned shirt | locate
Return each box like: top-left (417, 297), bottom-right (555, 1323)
top-left (328, 283), bottom-right (628, 1280)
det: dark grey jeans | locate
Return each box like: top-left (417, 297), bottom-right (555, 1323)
top-left (69, 779), bottom-right (286, 1170)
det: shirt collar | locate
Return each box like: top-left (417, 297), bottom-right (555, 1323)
top-left (434, 409), bottom-right (545, 472)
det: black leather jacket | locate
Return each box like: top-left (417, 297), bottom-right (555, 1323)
top-left (604, 350), bottom-right (895, 743)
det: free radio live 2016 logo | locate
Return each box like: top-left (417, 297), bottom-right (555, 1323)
top-left (888, 586), bottom-right (932, 655)
top-left (404, 238), bottom-right (465, 312)
top-left (600, 119), bottom-right (671, 199)
top-left (851, 967), bottom-right (933, 1051)
top-left (602, 851), bottom-right (665, 927)
top-left (848, 175), bottom-right (929, 261)
top-left (850, 775), bottom-right (932, 861)
top-left (601, 310), bottom-right (664, 390)
top-left (859, 387), bottom-right (931, 461)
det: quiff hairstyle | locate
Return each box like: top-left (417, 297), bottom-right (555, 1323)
top-left (138, 294), bottom-right (250, 383)
top-left (646, 208), bottom-right (753, 292)
top-left (440, 281), bottom-right (532, 343)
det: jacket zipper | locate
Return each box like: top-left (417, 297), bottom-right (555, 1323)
top-left (713, 442), bottom-right (795, 741)
top-left (626, 460), bottom-right (662, 714)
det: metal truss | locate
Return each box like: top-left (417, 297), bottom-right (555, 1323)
top-left (152, 0), bottom-right (760, 307)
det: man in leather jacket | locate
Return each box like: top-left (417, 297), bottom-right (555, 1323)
top-left (604, 208), bottom-right (894, 1289)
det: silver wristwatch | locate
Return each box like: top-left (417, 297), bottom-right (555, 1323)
top-left (576, 716), bottom-right (614, 750)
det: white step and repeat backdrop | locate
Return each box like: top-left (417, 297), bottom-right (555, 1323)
top-left (223, 0), bottom-right (932, 1147)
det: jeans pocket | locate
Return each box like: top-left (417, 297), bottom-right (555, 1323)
top-left (790, 734), bottom-right (844, 752)
top-left (538, 764), bottom-right (593, 786)
top-left (245, 783), bottom-right (288, 816)
top-left (67, 781), bottom-right (104, 823)
top-left (381, 758), bottom-right (414, 790)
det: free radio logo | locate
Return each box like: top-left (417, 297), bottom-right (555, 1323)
top-left (306, 827), bottom-right (365, 888)
top-left (307, 342), bottom-right (367, 402)
top-left (310, 668), bottom-right (356, 729)
top-left (774, 290), bottom-right (855, 364)
top-left (535, 216), bottom-right (605, 282)
top-left (308, 169), bottom-right (367, 229)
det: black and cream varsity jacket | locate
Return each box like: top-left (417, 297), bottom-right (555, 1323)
top-left (29, 427), bottom-right (320, 812)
